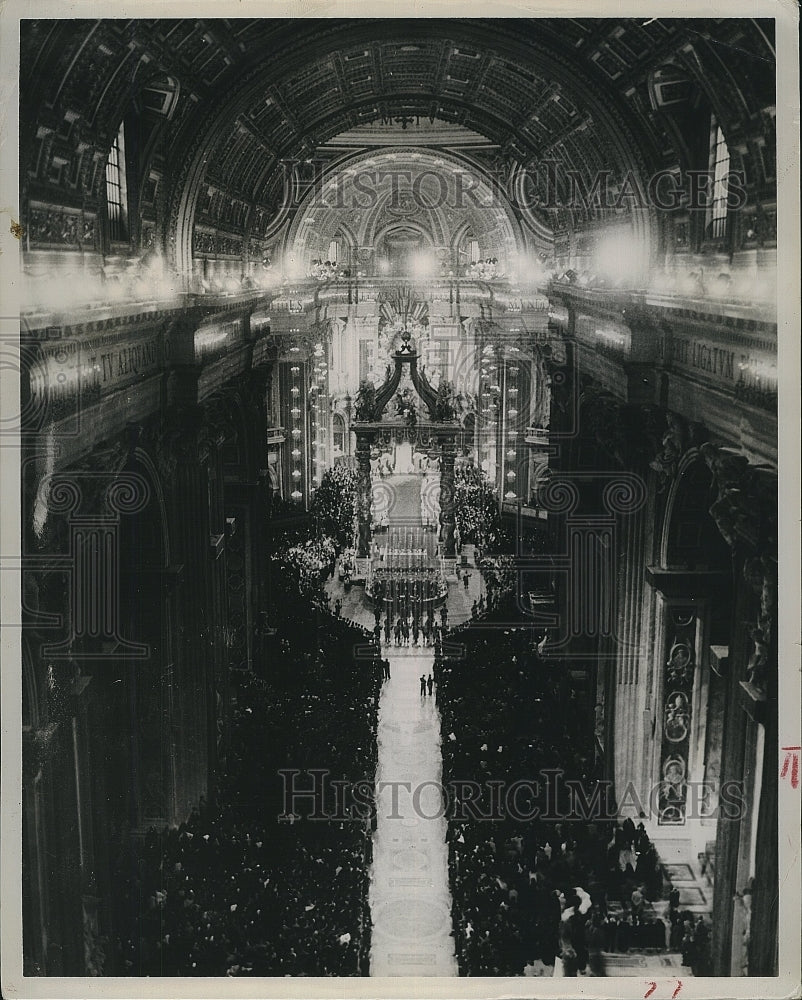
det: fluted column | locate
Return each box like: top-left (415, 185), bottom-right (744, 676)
top-left (439, 435), bottom-right (456, 557)
top-left (612, 458), bottom-right (657, 804)
top-left (355, 432), bottom-right (372, 558)
top-left (248, 365), bottom-right (272, 628)
top-left (163, 404), bottom-right (225, 814)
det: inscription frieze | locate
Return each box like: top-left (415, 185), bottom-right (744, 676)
top-left (28, 330), bottom-right (164, 421)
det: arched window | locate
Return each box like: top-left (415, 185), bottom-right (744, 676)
top-left (468, 238), bottom-right (480, 263)
top-left (327, 239), bottom-right (339, 264)
top-left (105, 120), bottom-right (129, 244)
top-left (707, 116), bottom-right (730, 241)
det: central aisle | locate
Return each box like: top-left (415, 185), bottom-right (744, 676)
top-left (368, 648), bottom-right (458, 977)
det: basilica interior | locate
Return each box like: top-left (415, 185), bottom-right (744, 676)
top-left (16, 17), bottom-right (780, 982)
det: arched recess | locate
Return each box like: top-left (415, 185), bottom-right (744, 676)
top-left (375, 221), bottom-right (436, 248)
top-left (361, 189), bottom-right (448, 250)
top-left (282, 147), bottom-right (527, 278)
top-left (375, 223), bottom-right (434, 276)
top-left (329, 221), bottom-right (358, 269)
top-left (451, 219), bottom-right (481, 266)
top-left (661, 452), bottom-right (733, 570)
top-left (162, 19), bottom-right (662, 279)
top-left (80, 68), bottom-right (185, 254)
top-left (332, 411), bottom-right (348, 460)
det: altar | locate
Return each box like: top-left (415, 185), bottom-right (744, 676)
top-left (351, 328), bottom-right (460, 561)
top-left (394, 440), bottom-right (414, 474)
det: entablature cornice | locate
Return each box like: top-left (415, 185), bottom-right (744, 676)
top-left (21, 290), bottom-right (276, 342)
top-left (550, 282), bottom-right (777, 344)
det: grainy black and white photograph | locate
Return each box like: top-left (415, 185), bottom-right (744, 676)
top-left (1, 6), bottom-right (800, 998)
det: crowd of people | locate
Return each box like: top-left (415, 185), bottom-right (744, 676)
top-left (434, 619), bottom-right (705, 976)
top-left (309, 259), bottom-right (351, 280)
top-left (467, 258), bottom-right (501, 280)
top-left (102, 504), bottom-right (715, 979)
top-left (110, 592), bottom-right (380, 976)
top-left (369, 569), bottom-right (446, 622)
top-left (271, 535), bottom-right (337, 594)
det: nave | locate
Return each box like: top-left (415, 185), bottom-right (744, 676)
top-left (13, 14), bottom-right (788, 988)
top-left (101, 573), bottom-right (702, 978)
top-left (90, 464), bottom-right (709, 980)
top-left (108, 596), bottom-right (379, 976)
top-left (369, 647), bottom-right (457, 976)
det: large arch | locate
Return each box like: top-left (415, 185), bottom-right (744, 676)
top-left (162, 19), bottom-right (669, 278)
top-left (660, 449), bottom-right (733, 571)
top-left (19, 19), bottom-right (776, 290)
top-left (281, 146), bottom-right (528, 277)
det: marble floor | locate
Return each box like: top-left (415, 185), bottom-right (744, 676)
top-left (343, 474), bottom-right (688, 978)
top-left (368, 646), bottom-right (458, 977)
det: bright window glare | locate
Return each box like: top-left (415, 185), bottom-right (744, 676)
top-left (594, 232), bottom-right (645, 285)
top-left (411, 251), bottom-right (437, 278)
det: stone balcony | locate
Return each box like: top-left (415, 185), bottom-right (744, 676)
top-left (549, 281), bottom-right (777, 464)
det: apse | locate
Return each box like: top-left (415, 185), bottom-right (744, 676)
top-left (280, 147), bottom-right (529, 282)
top-left (11, 15), bottom-right (789, 991)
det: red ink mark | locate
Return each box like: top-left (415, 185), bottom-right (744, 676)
top-left (644, 983), bottom-right (657, 999)
top-left (672, 980), bottom-right (683, 999)
top-left (781, 747), bottom-right (800, 789)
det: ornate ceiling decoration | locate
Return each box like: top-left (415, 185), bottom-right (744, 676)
top-left (20, 18), bottom-right (775, 272)
top-left (282, 147), bottom-right (526, 272)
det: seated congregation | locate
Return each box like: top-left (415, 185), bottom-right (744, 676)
top-left (436, 617), bottom-right (710, 976)
top-left (109, 574), bottom-right (380, 977)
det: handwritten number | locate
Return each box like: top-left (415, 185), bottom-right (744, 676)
top-left (644, 980), bottom-right (682, 999)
